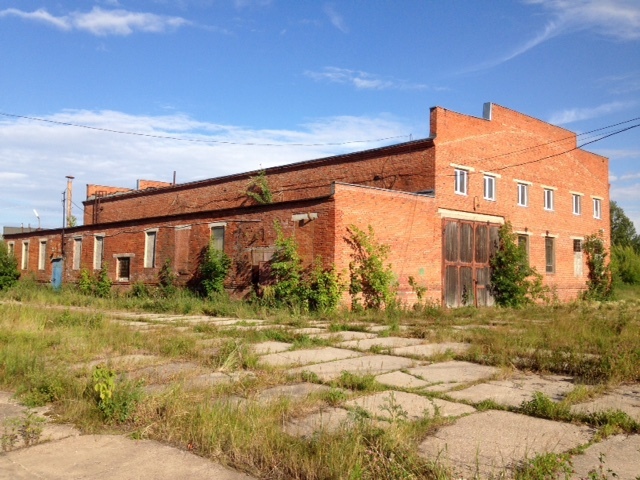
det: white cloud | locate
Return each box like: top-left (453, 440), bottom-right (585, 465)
top-left (0, 7), bottom-right (190, 36)
top-left (548, 101), bottom-right (633, 124)
top-left (0, 110), bottom-right (413, 228)
top-left (467, 0), bottom-right (640, 72)
top-left (305, 67), bottom-right (430, 91)
top-left (323, 4), bottom-right (348, 33)
top-left (526, 0), bottom-right (640, 41)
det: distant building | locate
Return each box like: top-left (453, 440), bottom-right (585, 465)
top-left (4, 103), bottom-right (610, 306)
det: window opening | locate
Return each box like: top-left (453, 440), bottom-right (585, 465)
top-left (572, 194), bottom-right (582, 215)
top-left (21, 242), bottom-right (29, 270)
top-left (544, 189), bottom-right (554, 211)
top-left (211, 226), bottom-right (225, 251)
top-left (144, 231), bottom-right (157, 268)
top-left (545, 237), bottom-right (555, 274)
top-left (73, 238), bottom-right (82, 270)
top-left (517, 183), bottom-right (529, 207)
top-left (117, 257), bottom-right (131, 282)
top-left (454, 169), bottom-right (468, 195)
top-left (593, 198), bottom-right (602, 219)
top-left (483, 175), bottom-right (496, 201)
top-left (94, 236), bottom-right (104, 270)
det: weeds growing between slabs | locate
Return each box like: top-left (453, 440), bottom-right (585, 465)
top-left (0, 282), bottom-right (639, 478)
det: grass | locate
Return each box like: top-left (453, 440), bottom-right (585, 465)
top-left (0, 281), bottom-right (639, 478)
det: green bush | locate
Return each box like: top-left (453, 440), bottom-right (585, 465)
top-left (76, 267), bottom-right (111, 297)
top-left (268, 223), bottom-right (344, 312)
top-left (0, 240), bottom-right (19, 291)
top-left (344, 225), bottom-right (396, 310)
top-left (490, 222), bottom-right (545, 307)
top-left (198, 242), bottom-right (231, 297)
top-left (611, 244), bottom-right (640, 285)
top-left (583, 232), bottom-right (613, 301)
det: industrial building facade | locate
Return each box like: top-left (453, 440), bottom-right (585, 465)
top-left (5, 103), bottom-right (610, 306)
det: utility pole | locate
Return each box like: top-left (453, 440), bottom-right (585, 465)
top-left (66, 176), bottom-right (74, 227)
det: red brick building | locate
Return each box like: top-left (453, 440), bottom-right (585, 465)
top-left (5, 103), bottom-right (610, 306)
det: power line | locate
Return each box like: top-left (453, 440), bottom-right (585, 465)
top-left (0, 111), bottom-right (411, 147)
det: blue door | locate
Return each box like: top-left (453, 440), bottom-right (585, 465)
top-left (51, 259), bottom-right (63, 290)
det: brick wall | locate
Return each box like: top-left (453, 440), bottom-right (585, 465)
top-left (83, 141), bottom-right (436, 225)
top-left (431, 104), bottom-right (610, 300)
top-left (11, 194), bottom-right (336, 295)
top-left (333, 183), bottom-right (441, 305)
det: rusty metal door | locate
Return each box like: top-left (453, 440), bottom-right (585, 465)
top-left (443, 219), bottom-right (499, 307)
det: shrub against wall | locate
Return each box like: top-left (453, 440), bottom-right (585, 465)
top-left (583, 232), bottom-right (613, 300)
top-left (198, 242), bottom-right (232, 297)
top-left (266, 222), bottom-right (343, 312)
top-left (344, 225), bottom-right (396, 310)
top-left (489, 222), bottom-right (545, 307)
top-left (0, 240), bottom-right (19, 291)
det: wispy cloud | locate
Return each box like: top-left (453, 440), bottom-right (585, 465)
top-left (467, 0), bottom-right (640, 72)
top-left (323, 4), bottom-right (348, 33)
top-left (548, 101), bottom-right (633, 124)
top-left (0, 110), bottom-right (412, 227)
top-left (0, 7), bottom-right (191, 36)
top-left (599, 72), bottom-right (640, 94)
top-left (305, 67), bottom-right (431, 91)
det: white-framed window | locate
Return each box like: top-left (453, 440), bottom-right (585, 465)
top-left (593, 198), bottom-right (602, 219)
top-left (144, 230), bottom-right (157, 268)
top-left (483, 175), bottom-right (496, 201)
top-left (73, 237), bottom-right (82, 270)
top-left (38, 240), bottom-right (47, 270)
top-left (21, 241), bottom-right (29, 270)
top-left (572, 194), bottom-right (582, 215)
top-left (544, 188), bottom-right (554, 211)
top-left (454, 168), bottom-right (468, 195)
top-left (7, 241), bottom-right (14, 256)
top-left (94, 235), bottom-right (104, 270)
top-left (517, 183), bottom-right (529, 207)
top-left (545, 237), bottom-right (555, 274)
top-left (211, 226), bottom-right (225, 251)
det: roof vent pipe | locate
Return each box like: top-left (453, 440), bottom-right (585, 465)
top-left (483, 102), bottom-right (493, 121)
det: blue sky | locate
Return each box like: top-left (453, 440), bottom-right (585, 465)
top-left (0, 0), bottom-right (639, 230)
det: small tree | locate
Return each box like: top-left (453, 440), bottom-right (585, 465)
top-left (246, 170), bottom-right (273, 205)
top-left (270, 222), bottom-right (305, 307)
top-left (0, 240), bottom-right (19, 291)
top-left (583, 232), bottom-right (613, 300)
top-left (344, 225), bottom-right (396, 310)
top-left (198, 242), bottom-right (231, 297)
top-left (489, 222), bottom-right (544, 307)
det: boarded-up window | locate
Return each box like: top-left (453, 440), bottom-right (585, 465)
top-left (94, 236), bottom-right (104, 270)
top-left (73, 237), bottom-right (82, 270)
top-left (38, 240), bottom-right (47, 270)
top-left (144, 231), bottom-right (157, 268)
top-left (21, 242), bottom-right (29, 270)
top-left (174, 226), bottom-right (191, 274)
top-left (573, 239), bottom-right (583, 277)
top-left (211, 226), bottom-right (225, 251)
top-left (545, 237), bottom-right (555, 274)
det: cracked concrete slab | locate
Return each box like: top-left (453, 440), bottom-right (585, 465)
top-left (338, 337), bottom-right (423, 351)
top-left (418, 410), bottom-right (593, 478)
top-left (570, 385), bottom-right (640, 421)
top-left (391, 342), bottom-right (470, 358)
top-left (126, 362), bottom-right (204, 384)
top-left (570, 434), bottom-right (640, 480)
top-left (448, 374), bottom-right (575, 407)
top-left (374, 371), bottom-right (431, 389)
top-left (407, 361), bottom-right (499, 384)
top-left (259, 347), bottom-right (362, 368)
top-left (312, 331), bottom-right (377, 341)
top-left (256, 383), bottom-right (333, 402)
top-left (289, 354), bottom-right (416, 382)
top-left (72, 354), bottom-right (163, 372)
top-left (250, 341), bottom-right (292, 355)
top-left (346, 391), bottom-right (475, 421)
top-left (0, 434), bottom-right (256, 479)
top-left (283, 408), bottom-right (350, 438)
